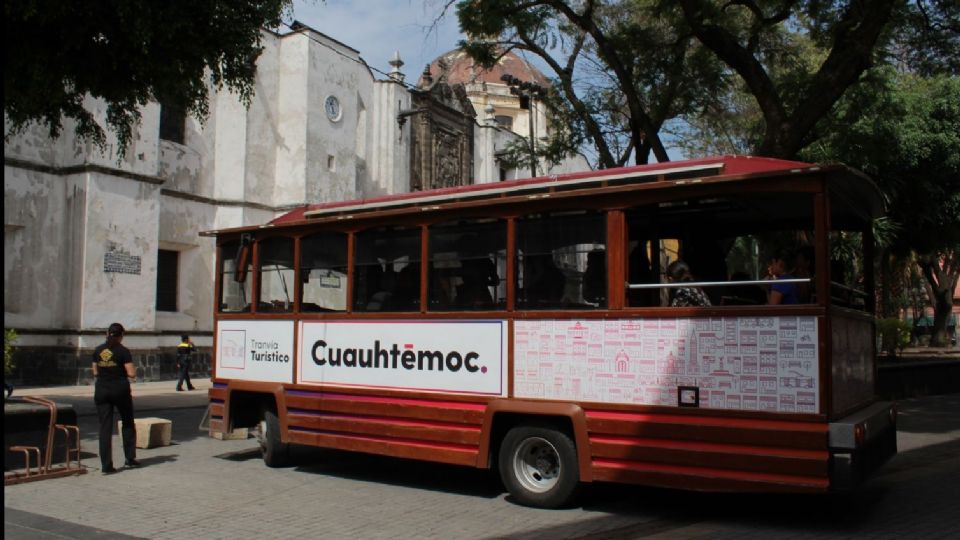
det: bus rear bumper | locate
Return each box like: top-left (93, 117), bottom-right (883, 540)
top-left (828, 401), bottom-right (897, 491)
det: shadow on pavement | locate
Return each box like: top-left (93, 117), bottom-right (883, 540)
top-left (210, 393), bottom-right (958, 536)
top-left (491, 426), bottom-right (959, 539)
top-left (136, 454), bottom-right (179, 467)
top-left (72, 406), bottom-right (212, 447)
top-left (894, 392), bottom-right (960, 434)
top-left (289, 446), bottom-right (505, 500)
top-left (214, 448), bottom-right (262, 462)
top-left (5, 508), bottom-right (148, 540)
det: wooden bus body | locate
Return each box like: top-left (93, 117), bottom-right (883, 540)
top-left (203, 155), bottom-right (896, 508)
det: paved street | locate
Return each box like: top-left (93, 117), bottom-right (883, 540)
top-left (4, 384), bottom-right (959, 539)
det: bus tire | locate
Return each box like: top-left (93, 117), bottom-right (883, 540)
top-left (258, 407), bottom-right (291, 467)
top-left (499, 425), bottom-right (579, 508)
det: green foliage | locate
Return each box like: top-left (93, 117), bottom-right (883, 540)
top-left (876, 318), bottom-right (912, 358)
top-left (802, 70), bottom-right (960, 256)
top-left (802, 70), bottom-right (959, 345)
top-left (894, 0), bottom-right (960, 76)
top-left (672, 0), bottom-right (958, 159)
top-left (456, 0), bottom-right (728, 166)
top-left (457, 1), bottom-right (902, 164)
top-left (4, 0), bottom-right (292, 158)
top-left (4, 329), bottom-right (16, 376)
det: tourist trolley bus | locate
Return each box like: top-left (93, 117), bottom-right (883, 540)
top-left (204, 155), bottom-right (896, 508)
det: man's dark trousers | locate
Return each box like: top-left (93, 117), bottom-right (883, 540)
top-left (177, 360), bottom-right (194, 390)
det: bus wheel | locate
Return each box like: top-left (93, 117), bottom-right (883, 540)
top-left (258, 407), bottom-right (291, 467)
top-left (499, 425), bottom-right (579, 508)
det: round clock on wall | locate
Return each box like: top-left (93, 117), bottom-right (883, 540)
top-left (324, 95), bottom-right (342, 122)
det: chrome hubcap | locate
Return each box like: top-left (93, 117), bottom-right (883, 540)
top-left (512, 437), bottom-right (560, 493)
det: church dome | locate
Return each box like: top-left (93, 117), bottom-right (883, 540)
top-left (418, 48), bottom-right (550, 88)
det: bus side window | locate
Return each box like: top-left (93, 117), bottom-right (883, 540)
top-left (516, 211), bottom-right (606, 310)
top-left (257, 237), bottom-right (295, 313)
top-left (583, 249), bottom-right (606, 305)
top-left (427, 219), bottom-right (506, 311)
top-left (300, 232), bottom-right (347, 312)
top-left (219, 239), bottom-right (252, 313)
top-left (353, 227), bottom-right (421, 312)
top-left (627, 239), bottom-right (658, 307)
top-left (828, 234), bottom-right (866, 310)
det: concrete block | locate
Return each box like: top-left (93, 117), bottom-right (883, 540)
top-left (120, 417), bottom-right (172, 448)
top-left (210, 428), bottom-right (249, 440)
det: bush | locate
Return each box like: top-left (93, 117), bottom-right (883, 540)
top-left (877, 318), bottom-right (911, 359)
top-left (4, 328), bottom-right (17, 376)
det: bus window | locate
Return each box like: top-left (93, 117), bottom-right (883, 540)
top-left (829, 230), bottom-right (867, 310)
top-left (257, 237), bottom-right (295, 313)
top-left (219, 239), bottom-right (252, 312)
top-left (300, 232), bottom-right (348, 312)
top-left (626, 193), bottom-right (816, 307)
top-left (428, 219), bottom-right (506, 311)
top-left (516, 211), bottom-right (606, 310)
top-left (353, 226), bottom-right (421, 312)
top-left (721, 235), bottom-right (769, 305)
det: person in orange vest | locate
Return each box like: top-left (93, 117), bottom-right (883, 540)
top-left (176, 335), bottom-right (196, 391)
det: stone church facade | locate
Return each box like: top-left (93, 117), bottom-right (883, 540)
top-left (3, 23), bottom-right (587, 384)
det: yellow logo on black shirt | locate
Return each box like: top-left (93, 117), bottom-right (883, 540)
top-left (98, 348), bottom-right (117, 367)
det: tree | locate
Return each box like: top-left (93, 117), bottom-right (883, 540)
top-left (675, 0), bottom-right (898, 159)
top-left (670, 0), bottom-right (959, 157)
top-left (457, 0), bottom-right (728, 166)
top-left (803, 71), bottom-right (960, 346)
top-left (894, 0), bottom-right (960, 76)
top-left (456, 1), bottom-right (901, 165)
top-left (4, 0), bottom-right (291, 157)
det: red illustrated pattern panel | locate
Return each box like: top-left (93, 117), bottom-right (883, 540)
top-left (514, 317), bottom-right (819, 414)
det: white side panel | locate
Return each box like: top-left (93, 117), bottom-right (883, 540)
top-left (298, 320), bottom-right (507, 396)
top-left (514, 317), bottom-right (819, 414)
top-left (216, 320), bottom-right (295, 383)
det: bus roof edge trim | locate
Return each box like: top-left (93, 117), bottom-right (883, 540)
top-left (302, 162), bottom-right (724, 219)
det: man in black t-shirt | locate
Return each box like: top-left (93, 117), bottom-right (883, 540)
top-left (92, 323), bottom-right (139, 474)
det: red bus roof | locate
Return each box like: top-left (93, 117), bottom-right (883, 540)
top-left (270, 155), bottom-right (812, 225)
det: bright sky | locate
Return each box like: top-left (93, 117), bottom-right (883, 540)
top-left (290, 0), bottom-right (464, 80)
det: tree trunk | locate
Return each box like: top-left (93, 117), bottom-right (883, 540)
top-left (930, 289), bottom-right (953, 347)
top-left (878, 250), bottom-right (892, 318)
top-left (917, 250), bottom-right (960, 348)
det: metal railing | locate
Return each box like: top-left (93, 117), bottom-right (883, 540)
top-left (626, 278), bottom-right (810, 290)
top-left (5, 396), bottom-right (86, 485)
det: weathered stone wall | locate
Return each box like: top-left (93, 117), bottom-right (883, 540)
top-left (7, 347), bottom-right (212, 387)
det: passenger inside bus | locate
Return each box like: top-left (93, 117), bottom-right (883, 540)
top-left (457, 257), bottom-right (498, 309)
top-left (666, 260), bottom-right (712, 307)
top-left (522, 253), bottom-right (565, 308)
top-left (386, 263), bottom-right (420, 311)
top-left (428, 263), bottom-right (455, 310)
top-left (766, 250), bottom-right (801, 305)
